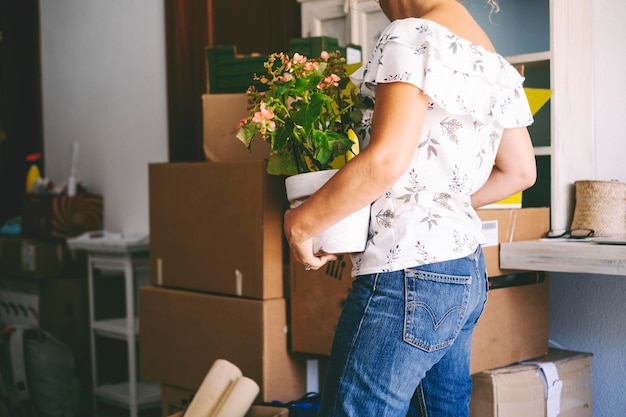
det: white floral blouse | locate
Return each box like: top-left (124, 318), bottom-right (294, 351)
top-left (349, 18), bottom-right (533, 276)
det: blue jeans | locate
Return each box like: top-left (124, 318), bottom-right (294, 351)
top-left (318, 247), bottom-right (488, 417)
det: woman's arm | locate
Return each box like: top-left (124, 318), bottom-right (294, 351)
top-left (470, 126), bottom-right (537, 209)
top-left (284, 82), bottom-right (429, 269)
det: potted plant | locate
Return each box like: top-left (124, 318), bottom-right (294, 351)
top-left (236, 50), bottom-right (370, 254)
top-left (236, 50), bottom-right (364, 175)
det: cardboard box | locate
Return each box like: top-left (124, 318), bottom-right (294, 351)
top-left (161, 384), bottom-right (289, 417)
top-left (470, 349), bottom-right (593, 417)
top-left (0, 276), bottom-right (89, 357)
top-left (160, 384), bottom-right (193, 417)
top-left (290, 254), bottom-right (353, 356)
top-left (139, 286), bottom-right (307, 403)
top-left (477, 207), bottom-right (550, 277)
top-left (202, 93), bottom-right (271, 162)
top-left (0, 237), bottom-right (87, 279)
top-left (290, 257), bottom-right (549, 375)
top-left (22, 192), bottom-right (103, 240)
top-left (470, 275), bottom-right (549, 374)
top-left (148, 161), bottom-right (287, 299)
top-left (167, 407), bottom-right (288, 417)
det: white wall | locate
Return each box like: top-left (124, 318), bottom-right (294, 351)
top-left (39, 0), bottom-right (168, 234)
top-left (593, 1), bottom-right (626, 182)
top-left (547, 2), bottom-right (626, 416)
top-left (38, 1), bottom-right (625, 416)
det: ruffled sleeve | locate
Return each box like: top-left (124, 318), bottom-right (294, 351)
top-left (350, 19), bottom-right (534, 128)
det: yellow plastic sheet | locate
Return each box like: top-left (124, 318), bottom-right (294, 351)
top-left (525, 87), bottom-right (552, 116)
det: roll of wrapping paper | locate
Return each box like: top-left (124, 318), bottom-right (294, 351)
top-left (183, 359), bottom-right (242, 417)
top-left (212, 376), bottom-right (260, 417)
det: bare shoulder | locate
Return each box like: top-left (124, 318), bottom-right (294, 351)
top-left (424, 4), bottom-right (496, 53)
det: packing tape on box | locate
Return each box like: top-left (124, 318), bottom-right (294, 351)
top-left (521, 360), bottom-right (563, 417)
top-left (157, 258), bottom-right (163, 286)
top-left (507, 211), bottom-right (519, 242)
top-left (235, 270), bottom-right (243, 296)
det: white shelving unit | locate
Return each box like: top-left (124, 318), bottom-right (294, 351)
top-left (505, 51), bottom-right (551, 157)
top-left (298, 0), bottom-right (389, 60)
top-left (79, 237), bottom-right (159, 417)
top-left (503, 50), bottom-right (552, 209)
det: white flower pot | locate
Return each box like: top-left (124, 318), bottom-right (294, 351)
top-left (285, 169), bottom-right (370, 254)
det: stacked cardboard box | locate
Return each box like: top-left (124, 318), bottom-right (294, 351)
top-left (470, 349), bottom-right (593, 417)
top-left (147, 160), bottom-right (285, 299)
top-left (141, 158), bottom-right (310, 409)
top-left (0, 236), bottom-right (87, 279)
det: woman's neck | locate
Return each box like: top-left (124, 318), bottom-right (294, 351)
top-left (381, 0), bottom-right (496, 52)
top-left (381, 0), bottom-right (458, 21)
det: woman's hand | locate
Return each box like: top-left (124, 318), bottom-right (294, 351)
top-left (284, 208), bottom-right (337, 270)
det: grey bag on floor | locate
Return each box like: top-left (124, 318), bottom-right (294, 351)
top-left (1, 325), bottom-right (81, 417)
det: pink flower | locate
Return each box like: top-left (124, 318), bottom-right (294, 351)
top-left (326, 74), bottom-right (340, 86)
top-left (304, 61), bottom-right (319, 72)
top-left (276, 73), bottom-right (293, 83)
top-left (252, 101), bottom-right (274, 123)
top-left (318, 73), bottom-right (341, 89)
top-left (292, 53), bottom-right (307, 64)
top-left (320, 51), bottom-right (330, 60)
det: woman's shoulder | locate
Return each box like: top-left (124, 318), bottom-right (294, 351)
top-left (376, 17), bottom-right (520, 85)
top-left (381, 18), bottom-right (495, 59)
top-left (357, 17), bottom-right (532, 128)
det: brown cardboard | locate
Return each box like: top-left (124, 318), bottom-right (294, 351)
top-left (160, 384), bottom-right (192, 417)
top-left (469, 276), bottom-right (549, 374)
top-left (0, 237), bottom-right (87, 279)
top-left (470, 349), bottom-right (593, 417)
top-left (289, 254), bottom-right (353, 356)
top-left (246, 406), bottom-right (290, 417)
top-left (290, 257), bottom-right (549, 375)
top-left (167, 408), bottom-right (288, 417)
top-left (139, 286), bottom-right (307, 403)
top-left (477, 207), bottom-right (550, 277)
top-left (162, 384), bottom-right (289, 417)
top-left (148, 161), bottom-right (287, 299)
top-left (202, 93), bottom-right (271, 162)
top-left (167, 408), bottom-right (289, 417)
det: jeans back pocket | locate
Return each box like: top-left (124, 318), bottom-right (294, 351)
top-left (403, 269), bottom-right (471, 352)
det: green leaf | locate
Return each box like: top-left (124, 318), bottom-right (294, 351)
top-left (236, 125), bottom-right (256, 148)
top-left (267, 153), bottom-right (297, 176)
top-left (325, 130), bottom-right (353, 152)
top-left (272, 128), bottom-right (291, 152)
top-left (312, 130), bottom-right (332, 164)
top-left (274, 79), bottom-right (295, 97)
top-left (292, 94), bottom-right (327, 130)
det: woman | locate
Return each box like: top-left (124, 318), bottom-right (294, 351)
top-left (283, 0), bottom-right (537, 415)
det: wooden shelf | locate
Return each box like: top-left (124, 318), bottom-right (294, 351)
top-left (500, 240), bottom-right (626, 276)
top-left (505, 51), bottom-right (550, 65)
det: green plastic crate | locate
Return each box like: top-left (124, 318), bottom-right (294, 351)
top-left (206, 46), bottom-right (266, 94)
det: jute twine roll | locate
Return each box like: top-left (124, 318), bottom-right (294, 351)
top-left (570, 180), bottom-right (626, 237)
